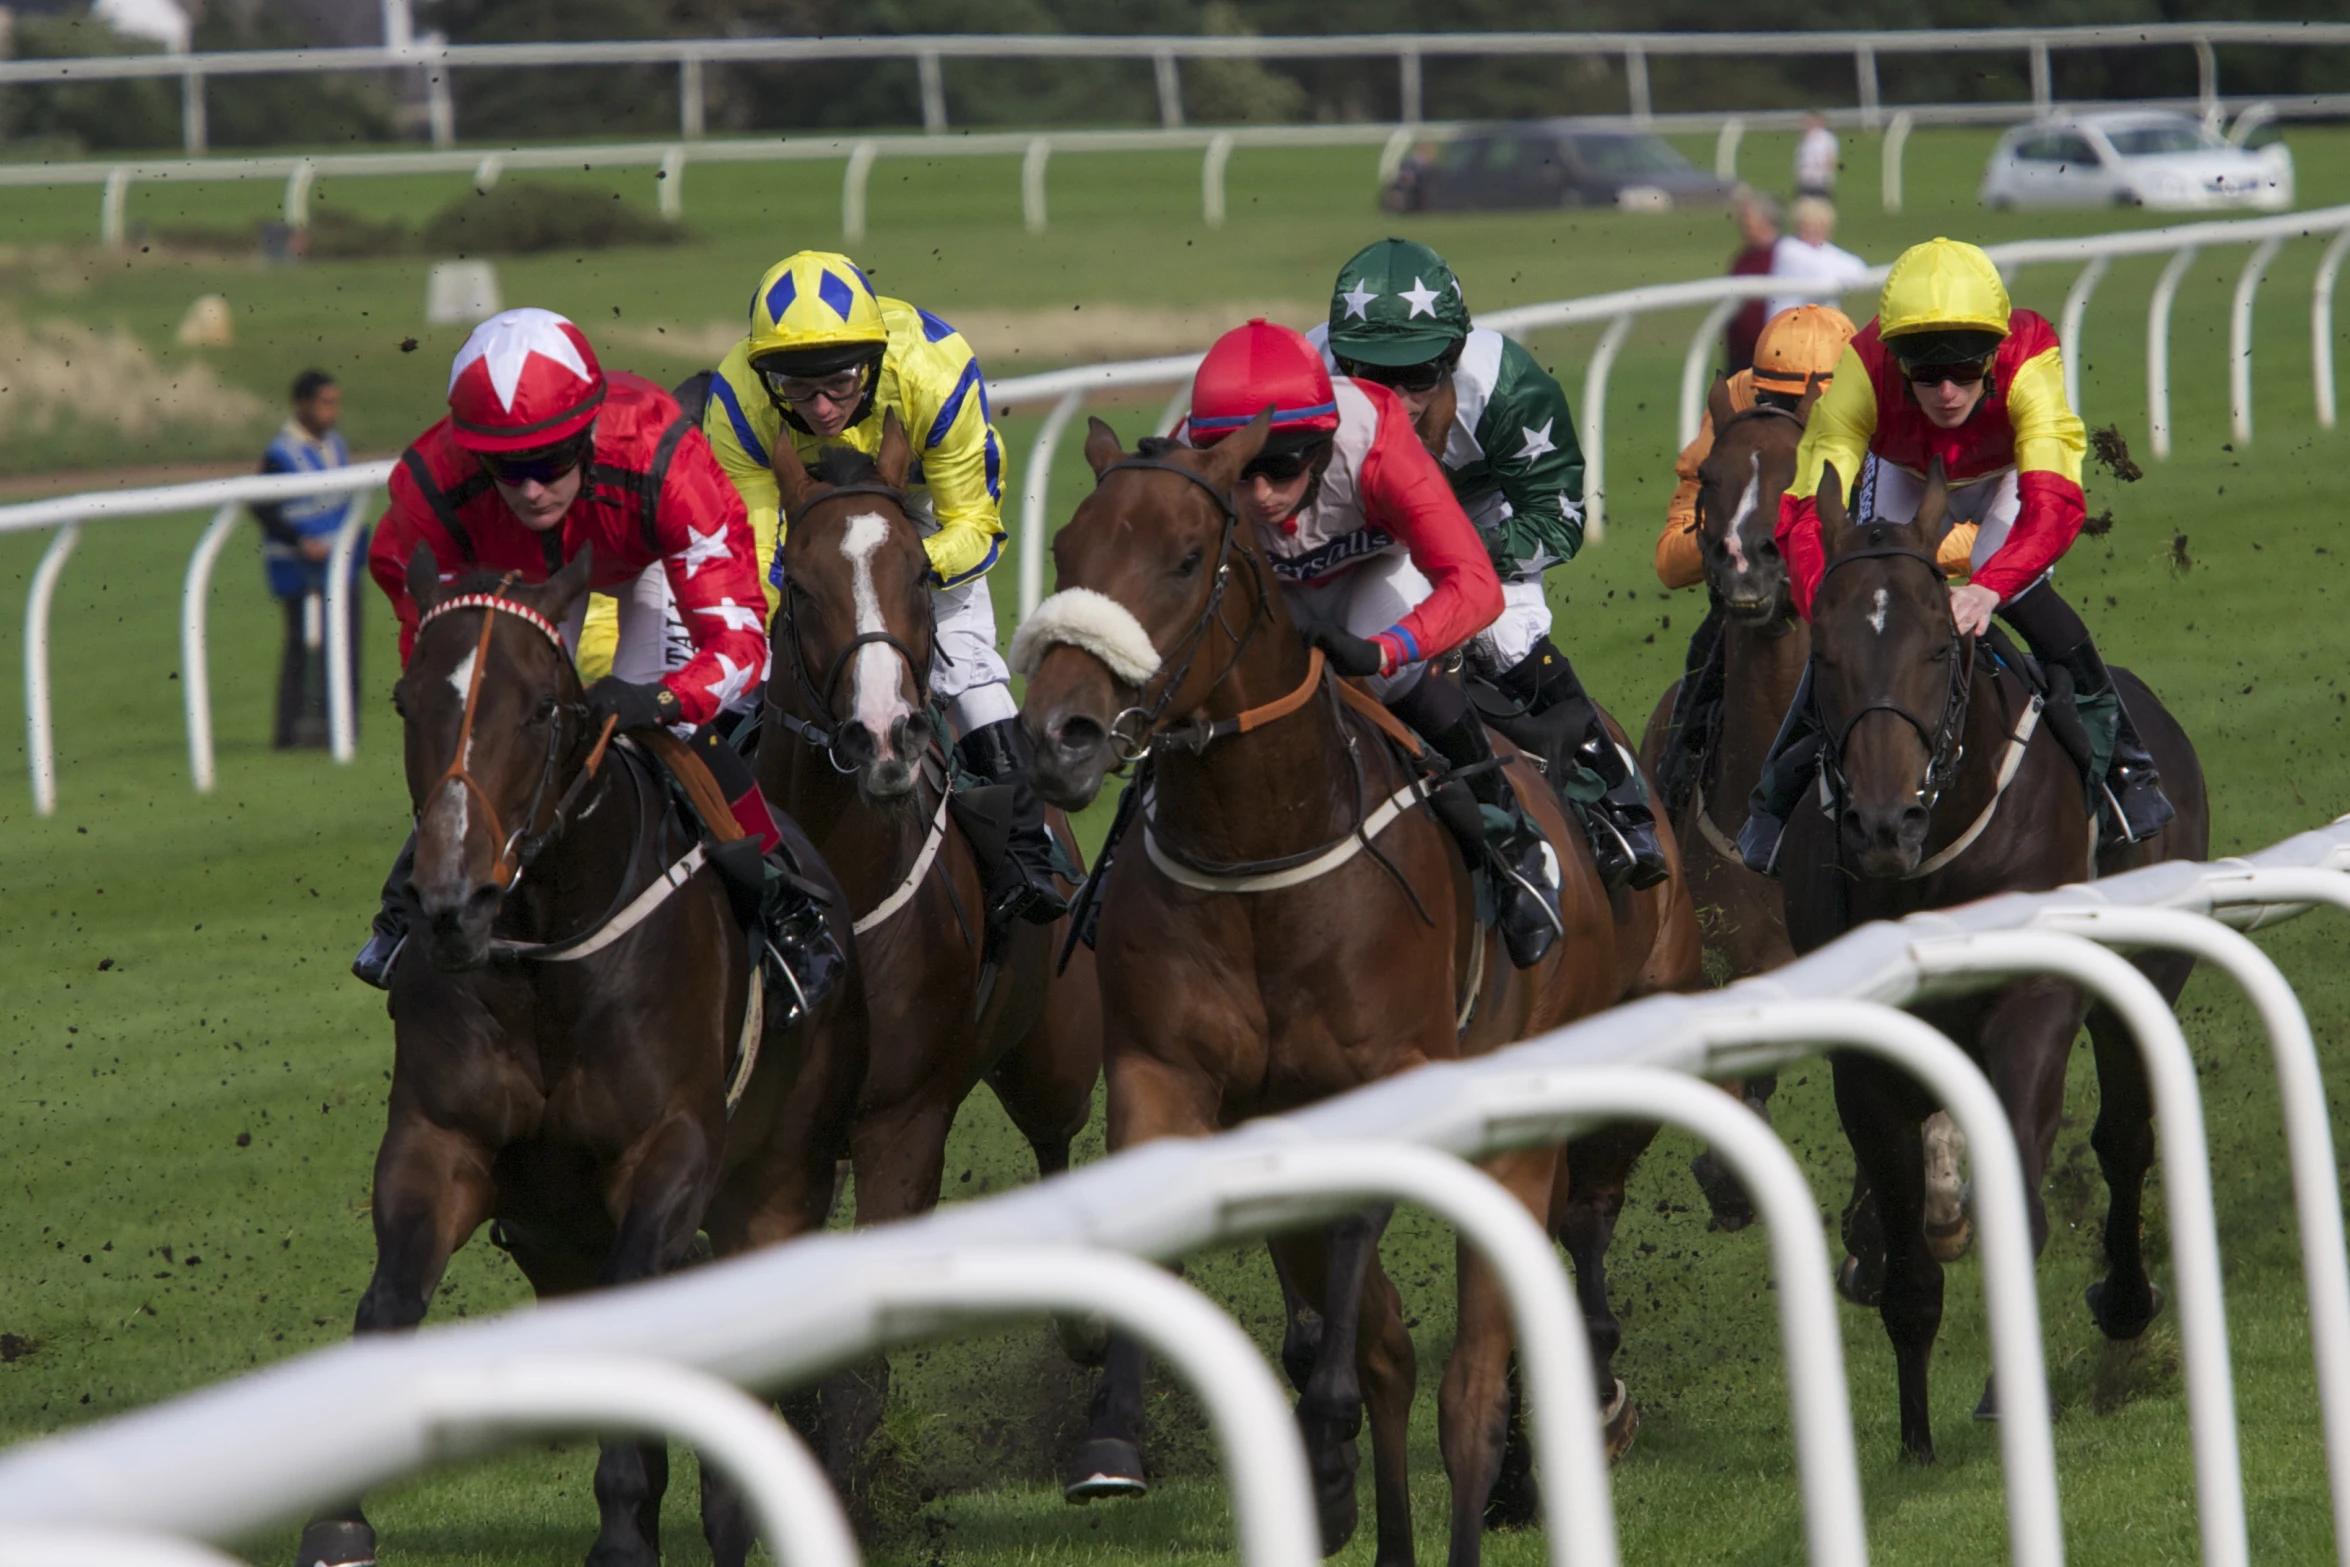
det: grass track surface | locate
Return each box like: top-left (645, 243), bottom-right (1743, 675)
top-left (2, 127), bottom-right (2350, 1563)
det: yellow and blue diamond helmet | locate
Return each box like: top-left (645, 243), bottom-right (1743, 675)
top-left (747, 250), bottom-right (888, 377)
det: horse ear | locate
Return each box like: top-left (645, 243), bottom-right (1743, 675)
top-left (770, 439), bottom-right (823, 526)
top-left (1794, 376), bottom-right (1826, 426)
top-left (1082, 416), bottom-right (1127, 478)
top-left (1816, 460), bottom-right (1856, 553)
top-left (1706, 373), bottom-right (1737, 436)
top-left (1200, 407), bottom-right (1274, 489)
top-left (540, 540), bottom-right (594, 621)
top-left (406, 541), bottom-right (442, 613)
top-left (1914, 457), bottom-right (1954, 553)
top-left (875, 408), bottom-right (914, 491)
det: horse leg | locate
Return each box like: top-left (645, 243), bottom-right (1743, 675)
top-left (294, 1113), bottom-right (494, 1567)
top-left (983, 982), bottom-right (1098, 1181)
top-left (1558, 1123), bottom-right (1652, 1459)
top-left (1691, 1077), bottom-right (1775, 1232)
top-left (1268, 1207), bottom-right (1393, 1553)
top-left (1356, 1247), bottom-right (1419, 1567)
top-left (1832, 1052), bottom-right (1941, 1461)
top-left (2085, 997), bottom-right (2164, 1339)
top-left (1439, 1146), bottom-right (1559, 1567)
top-left (587, 1117), bottom-right (718, 1567)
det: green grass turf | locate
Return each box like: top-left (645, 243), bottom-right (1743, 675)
top-left (3, 127), bottom-right (2350, 1563)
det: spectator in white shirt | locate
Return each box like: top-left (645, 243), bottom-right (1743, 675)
top-left (1765, 197), bottom-right (1869, 324)
top-left (1796, 113), bottom-right (1839, 197)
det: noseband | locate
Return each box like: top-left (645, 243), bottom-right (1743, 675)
top-left (414, 578), bottom-right (613, 888)
top-left (769, 481), bottom-right (940, 772)
top-left (1813, 543), bottom-right (1974, 812)
top-left (1090, 455), bottom-right (1269, 766)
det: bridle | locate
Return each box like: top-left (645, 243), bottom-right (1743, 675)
top-left (1812, 542), bottom-right (1974, 813)
top-left (413, 577), bottom-right (615, 888)
top-left (1090, 454), bottom-right (1271, 766)
top-left (766, 481), bottom-right (940, 772)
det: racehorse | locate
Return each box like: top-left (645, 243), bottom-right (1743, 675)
top-left (298, 548), bottom-right (869, 1567)
top-left (1784, 460), bottom-right (2207, 1461)
top-left (1018, 414), bottom-right (1700, 1567)
top-left (757, 416), bottom-right (1100, 1473)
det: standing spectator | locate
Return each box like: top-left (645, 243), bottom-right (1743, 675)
top-left (252, 370), bottom-right (364, 750)
top-left (1766, 197), bottom-right (1870, 324)
top-left (1723, 189), bottom-right (1781, 374)
top-left (1796, 112), bottom-right (1840, 197)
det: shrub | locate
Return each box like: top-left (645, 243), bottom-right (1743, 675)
top-left (419, 182), bottom-right (683, 256)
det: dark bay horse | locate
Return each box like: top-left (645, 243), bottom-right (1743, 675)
top-left (299, 548), bottom-right (868, 1567)
top-left (1019, 414), bottom-right (1700, 1567)
top-left (757, 416), bottom-right (1100, 1464)
top-left (1784, 461), bottom-right (2208, 1462)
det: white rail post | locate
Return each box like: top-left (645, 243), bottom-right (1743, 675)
top-left (180, 67), bottom-right (206, 156)
top-left (2230, 235), bottom-right (2284, 444)
top-left (1579, 311), bottom-right (1635, 544)
top-left (2194, 36), bottom-right (2220, 124)
top-left (657, 146), bottom-right (686, 222)
top-left (1153, 49), bottom-right (1183, 129)
top-left (1021, 136), bottom-right (1051, 235)
top-left (678, 56), bottom-right (704, 140)
top-left (1881, 110), bottom-right (1911, 215)
top-left (425, 58), bottom-right (455, 150)
top-left (180, 504), bottom-right (244, 795)
top-left (472, 153), bottom-right (502, 194)
top-left (24, 523), bottom-right (81, 818)
top-left (1713, 117), bottom-right (1744, 182)
top-left (1398, 47), bottom-right (1422, 125)
top-left (0, 1527), bottom-right (252, 1567)
top-left (1156, 382), bottom-right (1190, 436)
top-left (1855, 46), bottom-right (1881, 133)
top-left (1377, 125), bottom-right (1417, 187)
top-left (841, 139), bottom-right (878, 243)
top-left (1019, 389), bottom-right (1085, 619)
top-left (2314, 227), bottom-right (2350, 429)
top-left (1624, 45), bottom-right (1651, 125)
top-left (2058, 254), bottom-right (2110, 416)
top-left (917, 51), bottom-right (947, 134)
top-left (1468, 1066), bottom-right (1868, 1567)
top-left (1680, 297), bottom-right (1742, 448)
top-left (1909, 930), bottom-right (2248, 1567)
top-left (423, 1356), bottom-right (857, 1567)
top-left (1206, 1143), bottom-right (1618, 1567)
top-left (324, 496), bottom-right (373, 766)
top-left (283, 159), bottom-right (318, 231)
top-left (99, 168), bottom-right (131, 249)
top-left (1691, 1001), bottom-right (2063, 1567)
top-left (2148, 245), bottom-right (2200, 459)
top-left (2028, 39), bottom-right (2053, 117)
top-left (1202, 131), bottom-right (1235, 228)
top-left (856, 1250), bottom-right (1319, 1567)
top-left (2037, 899), bottom-right (2350, 1567)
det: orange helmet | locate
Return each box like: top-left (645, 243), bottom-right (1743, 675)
top-left (1752, 304), bottom-right (1857, 399)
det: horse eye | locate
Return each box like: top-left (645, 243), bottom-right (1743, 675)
top-left (533, 696), bottom-right (561, 723)
top-left (1175, 547), bottom-right (1203, 577)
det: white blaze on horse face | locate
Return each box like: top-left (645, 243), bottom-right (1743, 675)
top-left (1868, 587), bottom-right (1889, 635)
top-left (446, 646), bottom-right (477, 700)
top-left (841, 511), bottom-right (912, 756)
top-left (1721, 453), bottom-right (1760, 576)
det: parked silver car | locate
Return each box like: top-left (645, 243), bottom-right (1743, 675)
top-left (1978, 110), bottom-right (2292, 212)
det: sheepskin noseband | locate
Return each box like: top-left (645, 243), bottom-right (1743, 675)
top-left (1010, 588), bottom-right (1163, 687)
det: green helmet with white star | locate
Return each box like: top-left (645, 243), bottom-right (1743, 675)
top-left (1327, 237), bottom-right (1471, 367)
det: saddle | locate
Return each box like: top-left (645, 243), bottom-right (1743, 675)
top-left (1975, 628), bottom-right (2101, 812)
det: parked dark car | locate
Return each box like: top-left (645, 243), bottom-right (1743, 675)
top-left (1385, 121), bottom-right (1739, 213)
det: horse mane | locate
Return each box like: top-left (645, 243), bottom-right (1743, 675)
top-left (1135, 436), bottom-right (1182, 459)
top-left (811, 445), bottom-right (887, 488)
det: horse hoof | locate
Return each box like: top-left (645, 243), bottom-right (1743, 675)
top-left (1836, 1254), bottom-right (1882, 1309)
top-left (1925, 1215), bottom-right (1973, 1263)
top-left (1974, 1374), bottom-right (1999, 1422)
top-left (293, 1519), bottom-right (377, 1567)
top-left (1062, 1438), bottom-right (1148, 1503)
top-left (1690, 1150), bottom-right (1756, 1232)
top-left (1601, 1379), bottom-right (1640, 1464)
top-left (2085, 1280), bottom-right (2166, 1341)
top-left (1052, 1310), bottom-right (1111, 1367)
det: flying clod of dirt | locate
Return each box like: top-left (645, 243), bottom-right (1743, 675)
top-left (2169, 532), bottom-right (2193, 573)
top-left (0, 1332), bottom-right (32, 1363)
top-left (2082, 508), bottom-right (2115, 536)
top-left (2090, 425), bottom-right (2143, 483)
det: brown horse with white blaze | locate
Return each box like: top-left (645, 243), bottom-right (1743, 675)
top-left (1018, 414), bottom-right (1699, 1567)
top-left (296, 548), bottom-right (868, 1567)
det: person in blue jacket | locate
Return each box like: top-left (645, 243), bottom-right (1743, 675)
top-left (252, 370), bottom-right (364, 749)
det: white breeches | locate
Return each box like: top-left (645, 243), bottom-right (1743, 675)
top-left (1282, 550), bottom-right (1434, 703)
top-left (927, 571), bottom-right (1016, 734)
top-left (1859, 458), bottom-right (2037, 586)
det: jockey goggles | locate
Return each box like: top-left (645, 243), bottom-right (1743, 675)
top-left (1238, 435), bottom-right (1333, 484)
top-left (1336, 346), bottom-right (1458, 395)
top-left (478, 431), bottom-right (592, 486)
top-left (1903, 357), bottom-right (1994, 389)
top-left (761, 365), bottom-right (869, 409)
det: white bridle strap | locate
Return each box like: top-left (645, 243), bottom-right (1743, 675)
top-left (418, 592), bottom-right (568, 653)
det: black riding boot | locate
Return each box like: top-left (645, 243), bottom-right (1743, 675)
top-left (1736, 665), bottom-right (1822, 877)
top-left (1655, 604), bottom-right (1727, 816)
top-left (1397, 677), bottom-right (1565, 969)
top-left (1488, 638), bottom-right (1669, 891)
top-left (691, 726), bottom-right (846, 1021)
top-left (956, 717), bottom-right (1071, 927)
top-left (1999, 583), bottom-right (2175, 843)
top-left (351, 831), bottom-right (415, 990)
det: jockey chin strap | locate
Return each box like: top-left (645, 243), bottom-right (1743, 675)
top-left (767, 481), bottom-right (941, 769)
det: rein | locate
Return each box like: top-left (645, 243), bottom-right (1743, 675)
top-left (1814, 543), bottom-right (1972, 813)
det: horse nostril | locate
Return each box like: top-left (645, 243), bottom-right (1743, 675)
top-left (1053, 714), bottom-right (1105, 755)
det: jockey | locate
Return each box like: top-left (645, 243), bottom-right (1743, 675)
top-left (351, 308), bottom-right (844, 1011)
top-left (1309, 237), bottom-right (1667, 891)
top-left (701, 249), bottom-right (1066, 930)
top-left (1184, 318), bottom-right (1564, 968)
top-left (1737, 238), bottom-right (2176, 871)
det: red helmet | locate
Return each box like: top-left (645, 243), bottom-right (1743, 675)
top-left (446, 308), bottom-right (607, 453)
top-left (1187, 318), bottom-right (1339, 446)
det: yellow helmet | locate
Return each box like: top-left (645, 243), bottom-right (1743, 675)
top-left (1878, 238), bottom-right (2011, 343)
top-left (747, 250), bottom-right (887, 377)
top-left (1752, 304), bottom-right (1857, 397)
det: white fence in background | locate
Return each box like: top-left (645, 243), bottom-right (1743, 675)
top-left (3, 22), bottom-right (2347, 154)
top-left (6, 201), bottom-right (2347, 815)
top-left (2, 810), bottom-right (2348, 1566)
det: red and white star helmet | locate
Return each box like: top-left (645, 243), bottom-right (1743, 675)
top-left (446, 308), bottom-right (607, 453)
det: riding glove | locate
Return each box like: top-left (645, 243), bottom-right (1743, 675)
top-left (585, 677), bottom-right (681, 732)
top-left (1302, 620), bottom-right (1393, 679)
